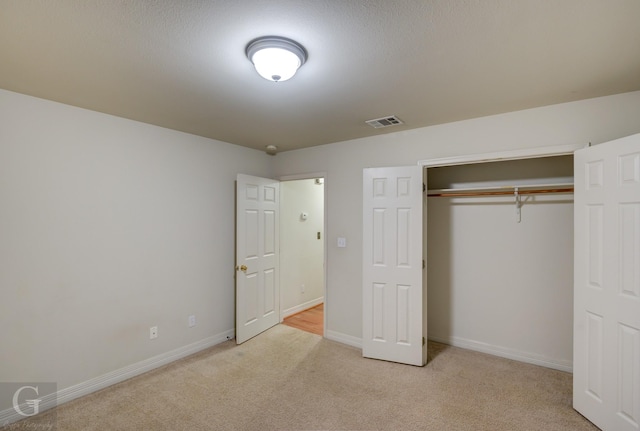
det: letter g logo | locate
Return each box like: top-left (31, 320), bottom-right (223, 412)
top-left (12, 385), bottom-right (41, 417)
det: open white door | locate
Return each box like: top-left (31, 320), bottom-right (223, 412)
top-left (574, 134), bottom-right (640, 431)
top-left (362, 166), bottom-right (425, 366)
top-left (236, 174), bottom-right (280, 344)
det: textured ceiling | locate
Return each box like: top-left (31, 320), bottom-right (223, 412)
top-left (1, 1), bottom-right (639, 152)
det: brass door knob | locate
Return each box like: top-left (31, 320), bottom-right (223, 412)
top-left (236, 265), bottom-right (247, 272)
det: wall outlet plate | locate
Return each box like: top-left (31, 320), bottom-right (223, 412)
top-left (188, 315), bottom-right (196, 327)
top-left (150, 326), bottom-right (158, 339)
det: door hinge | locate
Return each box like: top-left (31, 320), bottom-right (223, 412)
top-left (422, 259), bottom-right (425, 269)
top-left (423, 183), bottom-right (426, 193)
top-left (422, 337), bottom-right (426, 346)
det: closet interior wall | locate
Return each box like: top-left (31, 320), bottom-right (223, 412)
top-left (425, 156), bottom-right (574, 371)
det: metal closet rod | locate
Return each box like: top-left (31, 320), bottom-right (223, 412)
top-left (427, 187), bottom-right (574, 198)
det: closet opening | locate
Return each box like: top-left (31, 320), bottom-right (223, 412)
top-left (424, 155), bottom-right (575, 371)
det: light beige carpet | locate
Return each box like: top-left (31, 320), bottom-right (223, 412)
top-left (7, 325), bottom-right (597, 430)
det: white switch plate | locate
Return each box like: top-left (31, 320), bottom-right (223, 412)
top-left (337, 237), bottom-right (346, 248)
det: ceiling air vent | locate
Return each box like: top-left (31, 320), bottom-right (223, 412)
top-left (365, 115), bottom-right (404, 129)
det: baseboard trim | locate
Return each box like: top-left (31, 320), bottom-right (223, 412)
top-left (325, 330), bottom-right (362, 349)
top-left (0, 329), bottom-right (235, 427)
top-left (428, 334), bottom-right (573, 373)
top-left (281, 297), bottom-right (324, 319)
top-left (291, 329), bottom-right (571, 372)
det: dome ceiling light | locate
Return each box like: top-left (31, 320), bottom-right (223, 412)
top-left (246, 36), bottom-right (307, 82)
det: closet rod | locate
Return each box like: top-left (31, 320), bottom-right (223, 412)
top-left (427, 187), bottom-right (574, 198)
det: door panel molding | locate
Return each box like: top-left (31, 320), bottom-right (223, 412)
top-left (236, 174), bottom-right (280, 344)
top-left (574, 133), bottom-right (640, 431)
top-left (362, 166), bottom-right (425, 366)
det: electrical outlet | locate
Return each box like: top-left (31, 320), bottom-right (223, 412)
top-left (188, 315), bottom-right (196, 327)
top-left (149, 326), bottom-right (158, 340)
top-left (301, 284), bottom-right (305, 294)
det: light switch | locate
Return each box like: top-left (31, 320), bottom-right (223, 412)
top-left (337, 237), bottom-right (347, 248)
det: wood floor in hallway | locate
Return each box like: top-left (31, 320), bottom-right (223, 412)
top-left (282, 303), bottom-right (323, 336)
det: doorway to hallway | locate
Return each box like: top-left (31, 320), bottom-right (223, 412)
top-left (279, 177), bottom-right (325, 336)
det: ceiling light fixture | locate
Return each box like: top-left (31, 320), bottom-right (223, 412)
top-left (265, 145), bottom-right (278, 155)
top-left (246, 36), bottom-right (307, 82)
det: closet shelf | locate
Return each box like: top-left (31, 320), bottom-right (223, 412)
top-left (427, 182), bottom-right (574, 197)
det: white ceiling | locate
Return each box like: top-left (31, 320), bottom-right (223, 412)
top-left (1, 1), bottom-right (639, 153)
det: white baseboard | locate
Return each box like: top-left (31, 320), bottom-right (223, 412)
top-left (325, 330), bottom-right (362, 349)
top-left (281, 297), bottom-right (324, 320)
top-left (0, 329), bottom-right (235, 427)
top-left (321, 330), bottom-right (572, 372)
top-left (428, 334), bottom-right (573, 373)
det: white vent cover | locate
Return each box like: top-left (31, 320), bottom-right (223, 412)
top-left (365, 115), bottom-right (404, 129)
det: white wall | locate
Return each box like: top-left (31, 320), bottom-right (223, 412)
top-left (280, 179), bottom-right (324, 317)
top-left (0, 89), bottom-right (271, 411)
top-left (2, 88), bottom-right (640, 414)
top-left (272, 91), bottom-right (640, 363)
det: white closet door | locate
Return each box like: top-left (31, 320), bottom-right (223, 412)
top-left (574, 134), bottom-right (640, 431)
top-left (362, 166), bottom-right (425, 366)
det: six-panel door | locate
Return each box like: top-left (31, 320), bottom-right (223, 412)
top-left (574, 134), bottom-right (640, 431)
top-left (236, 174), bottom-right (280, 344)
top-left (362, 166), bottom-right (425, 366)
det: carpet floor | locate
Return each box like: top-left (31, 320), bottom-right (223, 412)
top-left (6, 324), bottom-right (598, 430)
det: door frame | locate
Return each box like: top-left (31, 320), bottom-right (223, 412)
top-left (279, 172), bottom-right (328, 337)
top-left (418, 143), bottom-right (585, 168)
top-left (416, 142), bottom-right (585, 369)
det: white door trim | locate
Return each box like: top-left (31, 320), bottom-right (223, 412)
top-left (418, 143), bottom-right (586, 168)
top-left (280, 172), bottom-right (327, 182)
